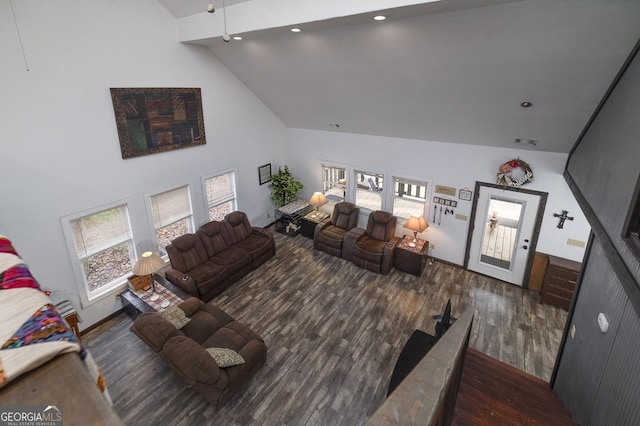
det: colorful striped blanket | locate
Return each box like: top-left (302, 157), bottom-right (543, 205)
top-left (0, 236), bottom-right (109, 403)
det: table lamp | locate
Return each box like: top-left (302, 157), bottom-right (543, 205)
top-left (403, 215), bottom-right (428, 247)
top-left (309, 192), bottom-right (328, 218)
top-left (132, 251), bottom-right (165, 298)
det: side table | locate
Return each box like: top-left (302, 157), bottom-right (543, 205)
top-left (56, 300), bottom-right (82, 343)
top-left (120, 273), bottom-right (190, 319)
top-left (300, 211), bottom-right (330, 238)
top-left (394, 235), bottom-right (428, 276)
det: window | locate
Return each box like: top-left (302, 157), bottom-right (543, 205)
top-left (63, 203), bottom-right (135, 306)
top-left (354, 169), bottom-right (384, 212)
top-left (393, 176), bottom-right (428, 220)
top-left (149, 185), bottom-right (194, 255)
top-left (203, 169), bottom-right (237, 221)
top-left (322, 164), bottom-right (347, 202)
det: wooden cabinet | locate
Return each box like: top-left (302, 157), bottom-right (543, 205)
top-left (541, 255), bottom-right (581, 310)
top-left (394, 236), bottom-right (428, 276)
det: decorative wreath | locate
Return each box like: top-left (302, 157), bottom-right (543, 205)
top-left (496, 158), bottom-right (533, 188)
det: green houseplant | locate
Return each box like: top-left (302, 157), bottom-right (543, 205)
top-left (270, 165), bottom-right (303, 207)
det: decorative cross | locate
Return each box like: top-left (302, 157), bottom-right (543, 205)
top-left (553, 210), bottom-right (574, 229)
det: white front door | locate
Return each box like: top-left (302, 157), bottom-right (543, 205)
top-left (467, 184), bottom-right (544, 286)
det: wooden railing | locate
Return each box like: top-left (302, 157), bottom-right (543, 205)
top-left (367, 308), bottom-right (474, 426)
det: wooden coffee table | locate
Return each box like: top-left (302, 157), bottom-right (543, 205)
top-left (120, 273), bottom-right (190, 320)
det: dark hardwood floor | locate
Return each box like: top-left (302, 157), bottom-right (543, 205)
top-left (82, 230), bottom-right (567, 425)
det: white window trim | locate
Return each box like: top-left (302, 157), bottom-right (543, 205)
top-left (144, 182), bottom-right (195, 257)
top-left (352, 167), bottom-right (387, 213)
top-left (201, 167), bottom-right (238, 223)
top-left (61, 198), bottom-right (138, 308)
top-left (320, 162), bottom-right (348, 204)
top-left (392, 175), bottom-right (429, 221)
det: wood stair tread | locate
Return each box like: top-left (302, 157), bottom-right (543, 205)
top-left (453, 348), bottom-right (578, 426)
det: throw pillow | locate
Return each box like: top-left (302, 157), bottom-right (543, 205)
top-left (160, 306), bottom-right (190, 329)
top-left (206, 347), bottom-right (245, 368)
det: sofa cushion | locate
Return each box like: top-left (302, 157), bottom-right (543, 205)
top-left (198, 222), bottom-right (233, 257)
top-left (160, 306), bottom-right (190, 329)
top-left (188, 262), bottom-right (228, 295)
top-left (208, 248), bottom-right (252, 275)
top-left (317, 224), bottom-right (349, 249)
top-left (203, 320), bottom-right (264, 354)
top-left (181, 302), bottom-right (235, 345)
top-left (167, 233), bottom-right (208, 272)
top-left (223, 211), bottom-right (254, 243)
top-left (206, 348), bottom-right (245, 367)
top-left (354, 236), bottom-right (387, 263)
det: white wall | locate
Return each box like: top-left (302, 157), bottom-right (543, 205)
top-left (0, 0), bottom-right (287, 328)
top-left (287, 128), bottom-right (591, 265)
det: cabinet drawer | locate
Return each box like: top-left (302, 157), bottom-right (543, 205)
top-left (547, 267), bottom-right (578, 282)
top-left (546, 277), bottom-right (577, 291)
top-left (544, 284), bottom-right (575, 300)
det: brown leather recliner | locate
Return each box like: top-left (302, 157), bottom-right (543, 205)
top-left (131, 297), bottom-right (267, 406)
top-left (313, 202), bottom-right (360, 258)
top-left (347, 210), bottom-right (400, 275)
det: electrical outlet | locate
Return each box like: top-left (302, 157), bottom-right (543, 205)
top-left (430, 243), bottom-right (435, 250)
top-left (567, 238), bottom-right (585, 248)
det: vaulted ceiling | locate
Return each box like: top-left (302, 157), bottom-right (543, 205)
top-left (159, 0), bottom-right (640, 153)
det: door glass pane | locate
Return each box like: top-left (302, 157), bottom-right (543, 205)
top-left (480, 197), bottom-right (523, 270)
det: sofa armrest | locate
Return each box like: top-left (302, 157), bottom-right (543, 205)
top-left (312, 218), bottom-right (332, 248)
top-left (162, 335), bottom-right (222, 386)
top-left (342, 227), bottom-right (366, 261)
top-left (178, 297), bottom-right (205, 317)
top-left (131, 312), bottom-right (182, 353)
top-left (381, 236), bottom-right (401, 275)
top-left (165, 268), bottom-right (198, 298)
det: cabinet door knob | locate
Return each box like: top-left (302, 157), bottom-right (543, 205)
top-left (522, 245), bottom-right (528, 250)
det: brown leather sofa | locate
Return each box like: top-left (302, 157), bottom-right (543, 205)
top-left (345, 210), bottom-right (400, 275)
top-left (130, 297), bottom-right (267, 406)
top-left (165, 211), bottom-right (275, 302)
top-left (313, 201), bottom-right (360, 258)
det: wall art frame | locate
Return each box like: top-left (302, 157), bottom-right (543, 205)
top-left (110, 87), bottom-right (206, 159)
top-left (258, 163), bottom-right (272, 185)
top-left (459, 188), bottom-right (473, 201)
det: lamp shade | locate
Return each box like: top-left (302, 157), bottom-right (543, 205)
top-left (403, 215), bottom-right (428, 234)
top-left (309, 192), bottom-right (328, 208)
top-left (132, 251), bottom-right (164, 275)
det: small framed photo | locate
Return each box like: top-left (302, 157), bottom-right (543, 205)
top-left (258, 163), bottom-right (272, 185)
top-left (459, 188), bottom-right (472, 201)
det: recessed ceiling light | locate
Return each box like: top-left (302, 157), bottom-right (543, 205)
top-left (374, 15), bottom-right (387, 21)
top-left (233, 36), bottom-right (242, 40)
top-left (520, 101), bottom-right (532, 108)
top-left (291, 28), bottom-right (302, 33)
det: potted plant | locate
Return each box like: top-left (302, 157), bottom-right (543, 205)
top-left (270, 165), bottom-right (303, 207)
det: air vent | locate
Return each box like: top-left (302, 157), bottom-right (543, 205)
top-left (514, 138), bottom-right (537, 146)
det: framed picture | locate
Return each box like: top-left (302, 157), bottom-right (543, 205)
top-left (459, 188), bottom-right (473, 201)
top-left (258, 163), bottom-right (272, 185)
top-left (110, 88), bottom-right (206, 159)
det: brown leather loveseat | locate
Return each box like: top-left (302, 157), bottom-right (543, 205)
top-left (165, 211), bottom-right (275, 302)
top-left (131, 297), bottom-right (267, 406)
